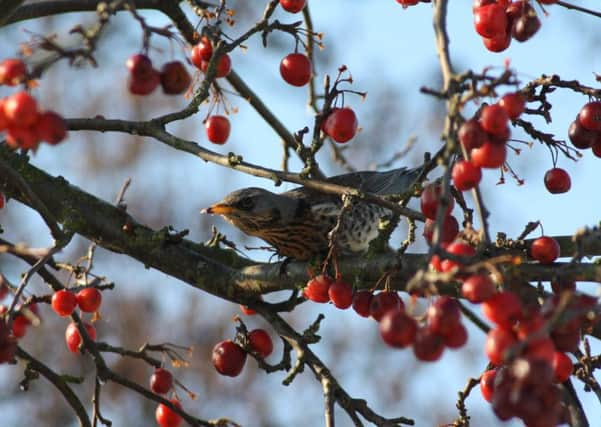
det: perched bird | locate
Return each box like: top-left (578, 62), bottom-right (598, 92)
top-left (202, 167), bottom-right (423, 261)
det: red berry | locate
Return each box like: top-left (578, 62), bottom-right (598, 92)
top-left (482, 32), bottom-right (511, 53)
top-left (544, 167), bottom-right (571, 194)
top-left (413, 326), bottom-right (444, 362)
top-left (205, 115), bottom-right (231, 145)
top-left (370, 291), bottom-right (402, 322)
top-left (155, 399), bottom-right (182, 427)
top-left (551, 329), bottom-right (580, 353)
top-left (552, 351), bottom-right (573, 383)
top-left (568, 119), bottom-right (597, 149)
top-left (479, 104), bottom-right (509, 137)
top-left (420, 183), bottom-right (454, 220)
top-left (279, 0), bottom-right (306, 13)
top-left (126, 54), bottom-right (154, 77)
top-left (3, 91), bottom-right (38, 127)
top-left (0, 193), bottom-right (4, 210)
top-left (280, 53), bottom-right (311, 87)
top-left (485, 326), bottom-right (517, 366)
top-left (379, 310), bottom-right (417, 348)
top-left (440, 241), bottom-right (476, 273)
top-left (480, 369), bottom-right (497, 402)
top-left (452, 160), bottom-right (482, 191)
top-left (525, 336), bottom-right (556, 365)
top-left (481, 291), bottom-right (522, 329)
top-left (512, 13), bottom-right (541, 42)
top-left (458, 119), bottom-right (487, 151)
top-left (422, 215), bottom-right (459, 245)
top-left (160, 61), bottom-right (191, 95)
top-left (474, 4), bottom-right (508, 39)
top-left (530, 236), bottom-right (560, 264)
top-left (150, 368), bottom-right (173, 394)
top-left (303, 274), bottom-right (333, 303)
top-left (499, 93), bottom-right (526, 120)
top-left (6, 125), bottom-right (40, 150)
top-left (515, 312), bottom-right (545, 341)
top-left (0, 99), bottom-right (9, 131)
top-left (11, 315), bottom-right (29, 338)
top-left (76, 287), bottom-right (102, 313)
top-left (328, 280), bottom-right (353, 309)
top-left (239, 305), bottom-right (256, 315)
top-left (429, 254), bottom-right (445, 273)
top-left (191, 37), bottom-right (213, 67)
top-left (471, 141), bottom-right (507, 169)
top-left (322, 107), bottom-right (358, 143)
top-left (65, 322), bottom-right (96, 353)
top-left (212, 340), bottom-right (247, 377)
top-left (488, 123), bottom-right (510, 144)
top-left (36, 111), bottom-right (67, 145)
top-left (352, 290), bottom-right (373, 317)
top-left (248, 329), bottom-right (273, 358)
top-left (199, 54), bottom-right (231, 78)
top-left (128, 69), bottom-right (160, 95)
top-left (461, 274), bottom-right (496, 303)
top-left (427, 296), bottom-right (461, 335)
top-left (396, 0), bottom-right (420, 7)
top-left (442, 322), bottom-right (468, 349)
top-left (51, 289), bottom-right (77, 317)
top-left (0, 58), bottom-right (27, 86)
top-left (578, 101), bottom-right (601, 131)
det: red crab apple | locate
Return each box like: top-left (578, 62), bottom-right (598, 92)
top-left (205, 115), bottom-right (231, 145)
top-left (65, 322), bottom-right (97, 353)
top-left (160, 61), bottom-right (191, 95)
top-left (452, 160), bottom-right (482, 191)
top-left (544, 167), bottom-right (571, 194)
top-left (280, 53), bottom-right (311, 87)
top-left (248, 329), bottom-right (273, 358)
top-left (530, 236), bottom-right (560, 264)
top-left (0, 58), bottom-right (27, 85)
top-left (191, 37), bottom-right (213, 67)
top-left (155, 399), bottom-right (182, 427)
top-left (212, 340), bottom-right (247, 377)
top-left (76, 287), bottom-right (102, 313)
top-left (150, 368), bottom-right (173, 394)
top-left (322, 107), bottom-right (358, 143)
top-left (279, 0), bottom-right (305, 13)
top-left (51, 290), bottom-right (77, 317)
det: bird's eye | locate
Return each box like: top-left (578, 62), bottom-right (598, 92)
top-left (238, 197), bottom-right (254, 210)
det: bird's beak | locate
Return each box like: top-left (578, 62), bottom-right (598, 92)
top-left (201, 203), bottom-right (235, 215)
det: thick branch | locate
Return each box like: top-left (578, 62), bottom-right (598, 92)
top-left (1, 144), bottom-right (600, 300)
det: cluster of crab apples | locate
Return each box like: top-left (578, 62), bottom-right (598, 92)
top-left (452, 89), bottom-right (592, 196)
top-left (473, 0), bottom-right (557, 52)
top-left (453, 92), bottom-right (525, 192)
top-left (0, 284), bottom-right (103, 364)
top-left (294, 178), bottom-right (595, 427)
top-left (0, 58), bottom-right (68, 151)
top-left (420, 183), bottom-right (595, 427)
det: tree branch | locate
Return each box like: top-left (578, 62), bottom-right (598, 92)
top-left (16, 346), bottom-right (92, 427)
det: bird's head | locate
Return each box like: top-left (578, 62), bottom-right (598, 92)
top-left (201, 187), bottom-right (299, 237)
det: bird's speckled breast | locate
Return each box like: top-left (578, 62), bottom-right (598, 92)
top-left (310, 202), bottom-right (389, 253)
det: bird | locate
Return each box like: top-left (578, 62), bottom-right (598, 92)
top-left (201, 166), bottom-right (423, 261)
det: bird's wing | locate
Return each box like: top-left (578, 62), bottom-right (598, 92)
top-left (324, 166), bottom-right (422, 195)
